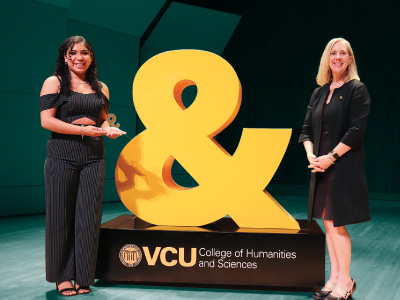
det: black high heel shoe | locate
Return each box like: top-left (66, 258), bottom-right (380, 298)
top-left (324, 278), bottom-right (356, 300)
top-left (313, 279), bottom-right (335, 299)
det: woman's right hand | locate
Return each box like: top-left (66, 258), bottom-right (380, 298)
top-left (307, 153), bottom-right (317, 165)
top-left (307, 154), bottom-right (326, 173)
top-left (82, 126), bottom-right (108, 137)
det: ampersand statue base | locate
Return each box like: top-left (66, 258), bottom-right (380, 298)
top-left (95, 215), bottom-right (325, 292)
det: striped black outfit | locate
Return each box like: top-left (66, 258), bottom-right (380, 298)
top-left (40, 91), bottom-right (110, 286)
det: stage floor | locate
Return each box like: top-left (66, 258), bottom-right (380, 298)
top-left (0, 195), bottom-right (399, 300)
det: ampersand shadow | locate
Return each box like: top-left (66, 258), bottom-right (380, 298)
top-left (115, 137), bottom-right (169, 209)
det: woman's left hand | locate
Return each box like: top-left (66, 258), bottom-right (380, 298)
top-left (104, 127), bottom-right (126, 139)
top-left (309, 155), bottom-right (334, 173)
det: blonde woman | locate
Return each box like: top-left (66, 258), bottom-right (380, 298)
top-left (299, 38), bottom-right (370, 300)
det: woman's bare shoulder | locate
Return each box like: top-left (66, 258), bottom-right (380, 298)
top-left (40, 76), bottom-right (60, 96)
top-left (100, 81), bottom-right (109, 99)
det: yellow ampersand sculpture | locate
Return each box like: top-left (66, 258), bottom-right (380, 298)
top-left (115, 50), bottom-right (299, 230)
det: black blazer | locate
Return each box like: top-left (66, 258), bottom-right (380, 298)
top-left (299, 79), bottom-right (371, 226)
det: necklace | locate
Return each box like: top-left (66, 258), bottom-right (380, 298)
top-left (71, 77), bottom-right (88, 84)
top-left (330, 80), bottom-right (345, 91)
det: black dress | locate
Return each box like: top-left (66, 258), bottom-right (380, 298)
top-left (299, 80), bottom-right (371, 226)
top-left (312, 99), bottom-right (334, 220)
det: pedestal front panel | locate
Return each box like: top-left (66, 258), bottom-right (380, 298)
top-left (96, 215), bottom-right (325, 291)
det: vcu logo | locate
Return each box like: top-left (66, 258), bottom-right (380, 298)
top-left (143, 246), bottom-right (196, 267)
top-left (119, 244), bottom-right (142, 267)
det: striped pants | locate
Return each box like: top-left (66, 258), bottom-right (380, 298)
top-left (44, 133), bottom-right (105, 285)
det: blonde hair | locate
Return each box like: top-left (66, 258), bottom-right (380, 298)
top-left (316, 38), bottom-right (360, 86)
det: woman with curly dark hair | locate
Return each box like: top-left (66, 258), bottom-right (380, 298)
top-left (39, 36), bottom-right (125, 296)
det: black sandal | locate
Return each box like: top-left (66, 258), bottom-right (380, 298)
top-left (75, 284), bottom-right (91, 294)
top-left (56, 282), bottom-right (77, 296)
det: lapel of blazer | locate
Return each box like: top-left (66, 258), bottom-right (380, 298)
top-left (328, 80), bottom-right (353, 145)
top-left (313, 84), bottom-right (330, 155)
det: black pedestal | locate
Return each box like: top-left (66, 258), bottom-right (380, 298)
top-left (96, 215), bottom-right (325, 291)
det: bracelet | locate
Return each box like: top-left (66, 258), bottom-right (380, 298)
top-left (81, 125), bottom-right (84, 139)
top-left (327, 153), bottom-right (335, 164)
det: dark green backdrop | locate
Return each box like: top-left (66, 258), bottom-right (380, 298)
top-left (0, 0), bottom-right (398, 217)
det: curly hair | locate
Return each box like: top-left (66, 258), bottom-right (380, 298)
top-left (53, 36), bottom-right (103, 96)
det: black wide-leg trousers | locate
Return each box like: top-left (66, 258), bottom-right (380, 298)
top-left (44, 133), bottom-right (105, 286)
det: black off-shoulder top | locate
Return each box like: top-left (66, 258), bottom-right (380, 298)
top-left (39, 91), bottom-right (110, 126)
